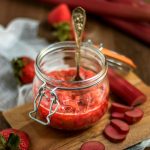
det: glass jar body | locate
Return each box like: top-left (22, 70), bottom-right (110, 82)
top-left (32, 41), bottom-right (109, 130)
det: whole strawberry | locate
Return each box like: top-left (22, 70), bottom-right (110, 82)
top-left (0, 128), bottom-right (30, 150)
top-left (48, 3), bottom-right (71, 25)
top-left (47, 4), bottom-right (73, 41)
top-left (12, 57), bottom-right (35, 85)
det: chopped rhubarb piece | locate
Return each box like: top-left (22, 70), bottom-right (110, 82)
top-left (124, 107), bottom-right (144, 124)
top-left (111, 112), bottom-right (124, 120)
top-left (80, 141), bottom-right (105, 150)
top-left (108, 68), bottom-right (147, 106)
top-left (111, 119), bottom-right (130, 134)
top-left (104, 124), bottom-right (127, 142)
top-left (111, 102), bottom-right (133, 113)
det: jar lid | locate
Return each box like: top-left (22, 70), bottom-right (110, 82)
top-left (86, 39), bottom-right (136, 74)
top-left (102, 48), bottom-right (136, 74)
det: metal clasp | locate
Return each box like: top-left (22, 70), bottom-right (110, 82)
top-left (84, 39), bottom-right (104, 51)
top-left (99, 43), bottom-right (103, 51)
top-left (29, 83), bottom-right (59, 125)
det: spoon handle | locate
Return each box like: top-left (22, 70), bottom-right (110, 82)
top-left (72, 7), bottom-right (86, 48)
top-left (72, 7), bottom-right (86, 80)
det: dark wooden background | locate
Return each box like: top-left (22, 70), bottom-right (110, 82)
top-left (0, 0), bottom-right (150, 85)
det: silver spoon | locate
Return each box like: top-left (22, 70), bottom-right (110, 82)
top-left (72, 7), bottom-right (86, 81)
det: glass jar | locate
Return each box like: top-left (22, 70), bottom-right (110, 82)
top-left (29, 41), bottom-right (109, 130)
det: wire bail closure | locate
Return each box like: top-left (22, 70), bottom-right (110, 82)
top-left (29, 82), bottom-right (59, 125)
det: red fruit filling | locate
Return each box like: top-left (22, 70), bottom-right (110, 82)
top-left (34, 68), bottom-right (109, 130)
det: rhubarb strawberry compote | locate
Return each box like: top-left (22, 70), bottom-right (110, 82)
top-left (29, 41), bottom-right (109, 130)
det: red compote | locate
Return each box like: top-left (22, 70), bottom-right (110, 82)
top-left (34, 68), bottom-right (109, 130)
top-left (29, 41), bottom-right (109, 130)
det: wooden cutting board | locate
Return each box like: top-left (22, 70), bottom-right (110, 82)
top-left (3, 72), bottom-right (150, 150)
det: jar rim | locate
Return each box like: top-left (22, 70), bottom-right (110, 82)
top-left (35, 41), bottom-right (108, 90)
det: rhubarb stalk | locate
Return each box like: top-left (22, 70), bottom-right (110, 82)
top-left (38, 0), bottom-right (150, 21)
top-left (108, 68), bottom-right (147, 106)
top-left (103, 17), bottom-right (150, 44)
top-left (106, 0), bottom-right (150, 9)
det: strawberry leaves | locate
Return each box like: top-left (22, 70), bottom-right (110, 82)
top-left (0, 134), bottom-right (6, 149)
top-left (7, 133), bottom-right (20, 150)
top-left (11, 57), bottom-right (35, 85)
top-left (45, 4), bottom-right (74, 41)
top-left (0, 133), bottom-right (20, 150)
top-left (0, 129), bottom-right (30, 150)
top-left (12, 58), bottom-right (24, 84)
top-left (52, 22), bottom-right (71, 41)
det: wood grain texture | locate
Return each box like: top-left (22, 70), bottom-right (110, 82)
top-left (3, 72), bottom-right (150, 150)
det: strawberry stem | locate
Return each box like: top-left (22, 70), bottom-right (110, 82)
top-left (0, 135), bottom-right (6, 149)
top-left (53, 22), bottom-right (71, 41)
top-left (7, 133), bottom-right (20, 150)
top-left (0, 133), bottom-right (20, 150)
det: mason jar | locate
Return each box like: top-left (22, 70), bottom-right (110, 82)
top-left (29, 41), bottom-right (109, 130)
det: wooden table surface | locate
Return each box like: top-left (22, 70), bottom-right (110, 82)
top-left (0, 0), bottom-right (150, 85)
top-left (0, 1), bottom-right (150, 149)
top-left (2, 69), bottom-right (150, 150)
